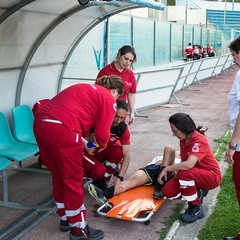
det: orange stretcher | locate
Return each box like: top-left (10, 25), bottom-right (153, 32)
top-left (96, 185), bottom-right (165, 225)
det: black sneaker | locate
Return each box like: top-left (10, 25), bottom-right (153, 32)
top-left (153, 182), bottom-right (164, 199)
top-left (92, 179), bottom-right (108, 190)
top-left (183, 189), bottom-right (209, 215)
top-left (88, 184), bottom-right (107, 205)
top-left (153, 171), bottom-right (173, 199)
top-left (197, 189), bottom-right (209, 204)
top-left (183, 202), bottom-right (195, 215)
top-left (153, 190), bottom-right (164, 199)
top-left (70, 225), bottom-right (104, 240)
top-left (181, 204), bottom-right (204, 223)
top-left (59, 220), bottom-right (71, 232)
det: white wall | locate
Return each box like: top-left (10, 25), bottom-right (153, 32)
top-left (187, 9), bottom-right (206, 25)
top-left (167, 6), bottom-right (206, 25)
top-left (167, 6), bottom-right (186, 22)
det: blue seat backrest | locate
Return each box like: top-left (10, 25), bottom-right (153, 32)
top-left (11, 105), bottom-right (37, 145)
top-left (0, 112), bottom-right (17, 149)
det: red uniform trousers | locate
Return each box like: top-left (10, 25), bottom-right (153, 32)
top-left (33, 114), bottom-right (87, 232)
top-left (162, 167), bottom-right (221, 205)
top-left (84, 143), bottom-right (123, 182)
top-left (233, 152), bottom-right (240, 206)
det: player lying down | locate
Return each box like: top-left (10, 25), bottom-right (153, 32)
top-left (88, 145), bottom-right (180, 205)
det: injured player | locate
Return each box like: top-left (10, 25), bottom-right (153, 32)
top-left (88, 145), bottom-right (180, 205)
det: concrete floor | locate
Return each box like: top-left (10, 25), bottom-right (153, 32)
top-left (0, 65), bottom-right (237, 240)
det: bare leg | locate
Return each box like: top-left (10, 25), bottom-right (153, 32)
top-left (161, 145), bottom-right (176, 167)
top-left (118, 169), bottom-right (149, 194)
top-left (119, 145), bottom-right (176, 196)
top-left (88, 146), bottom-right (177, 205)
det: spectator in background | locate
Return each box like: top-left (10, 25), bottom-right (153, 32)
top-left (192, 45), bottom-right (200, 60)
top-left (202, 48), bottom-right (208, 58)
top-left (207, 44), bottom-right (215, 57)
top-left (198, 45), bottom-right (203, 59)
top-left (185, 43), bottom-right (193, 61)
top-left (96, 45), bottom-right (137, 125)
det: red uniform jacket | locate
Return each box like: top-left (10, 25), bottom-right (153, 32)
top-left (36, 83), bottom-right (117, 148)
top-left (96, 62), bottom-right (137, 101)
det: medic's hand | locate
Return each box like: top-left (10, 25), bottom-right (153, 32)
top-left (128, 112), bottom-right (135, 125)
top-left (83, 142), bottom-right (95, 155)
top-left (158, 168), bottom-right (167, 185)
top-left (114, 179), bottom-right (124, 195)
top-left (225, 148), bottom-right (235, 164)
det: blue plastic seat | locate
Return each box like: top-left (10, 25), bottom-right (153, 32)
top-left (11, 105), bottom-right (37, 145)
top-left (0, 157), bottom-right (10, 203)
top-left (0, 112), bottom-right (39, 162)
top-left (0, 113), bottom-right (52, 210)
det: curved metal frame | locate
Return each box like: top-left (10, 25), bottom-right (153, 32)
top-left (58, 5), bottom-right (141, 93)
top-left (0, 1), bottom-right (150, 105)
top-left (15, 5), bottom-right (89, 106)
top-left (0, 0), bottom-right (35, 24)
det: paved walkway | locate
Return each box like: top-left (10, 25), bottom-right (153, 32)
top-left (0, 64), bottom-right (238, 240)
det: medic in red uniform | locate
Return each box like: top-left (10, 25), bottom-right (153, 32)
top-left (96, 45), bottom-right (137, 125)
top-left (33, 76), bottom-right (124, 240)
top-left (84, 99), bottom-right (131, 192)
top-left (158, 113), bottom-right (222, 224)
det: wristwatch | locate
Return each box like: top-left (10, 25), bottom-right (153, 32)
top-left (117, 175), bottom-right (124, 181)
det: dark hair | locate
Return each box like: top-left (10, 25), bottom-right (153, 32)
top-left (169, 112), bottom-right (207, 135)
top-left (116, 45), bottom-right (137, 64)
top-left (116, 99), bottom-right (129, 112)
top-left (96, 75), bottom-right (124, 96)
top-left (228, 36), bottom-right (240, 53)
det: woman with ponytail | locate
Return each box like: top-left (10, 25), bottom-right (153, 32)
top-left (158, 112), bottom-right (222, 224)
top-left (33, 75), bottom-right (124, 240)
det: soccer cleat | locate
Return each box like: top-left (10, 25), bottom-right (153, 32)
top-left (59, 220), bottom-right (71, 232)
top-left (70, 224), bottom-right (104, 240)
top-left (181, 204), bottom-right (204, 223)
top-left (88, 184), bottom-right (107, 205)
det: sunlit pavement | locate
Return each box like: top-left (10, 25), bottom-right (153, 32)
top-left (0, 65), bottom-right (237, 240)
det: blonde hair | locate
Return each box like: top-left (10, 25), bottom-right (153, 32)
top-left (96, 75), bottom-right (124, 96)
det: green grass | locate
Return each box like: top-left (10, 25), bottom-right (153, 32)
top-left (198, 166), bottom-right (239, 239)
top-left (158, 202), bottom-right (184, 239)
top-left (159, 130), bottom-right (240, 239)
